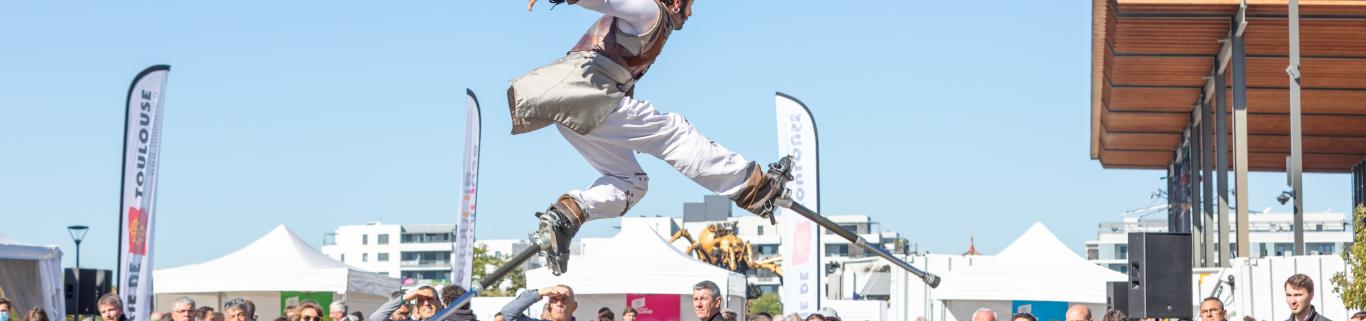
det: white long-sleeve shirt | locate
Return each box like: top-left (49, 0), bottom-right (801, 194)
top-left (574, 0), bottom-right (661, 36)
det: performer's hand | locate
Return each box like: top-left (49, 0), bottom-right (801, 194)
top-left (527, 0), bottom-right (536, 12)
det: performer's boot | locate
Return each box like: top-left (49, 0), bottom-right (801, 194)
top-left (531, 195), bottom-right (585, 276)
top-left (730, 156), bottom-right (794, 224)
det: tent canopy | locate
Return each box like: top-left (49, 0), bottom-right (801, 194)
top-left (526, 222), bottom-right (746, 297)
top-left (154, 225), bottom-right (396, 296)
top-left (933, 222), bottom-right (1126, 303)
top-left (0, 234), bottom-right (65, 321)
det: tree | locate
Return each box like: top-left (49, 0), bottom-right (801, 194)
top-left (470, 244), bottom-right (526, 297)
top-left (747, 292), bottom-right (782, 317)
top-left (1331, 205), bottom-right (1366, 309)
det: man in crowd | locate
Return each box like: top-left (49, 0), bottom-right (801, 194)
top-left (597, 307), bottom-right (614, 321)
top-left (500, 285), bottom-right (576, 321)
top-left (973, 309), bottom-right (998, 321)
top-left (173, 298), bottom-right (198, 321)
top-left (492, 312), bottom-right (504, 321)
top-left (691, 281), bottom-right (724, 321)
top-left (1200, 297), bottom-right (1227, 321)
top-left (197, 307), bottom-right (217, 321)
top-left (370, 287), bottom-right (441, 321)
top-left (98, 294), bottom-right (127, 321)
top-left (388, 304), bottom-right (411, 321)
top-left (1102, 310), bottom-right (1126, 321)
top-left (286, 305), bottom-right (297, 321)
top-left (223, 298), bottom-right (256, 321)
top-left (1066, 305), bottom-right (1092, 321)
top-left (439, 286), bottom-right (477, 321)
top-left (1286, 274), bottom-right (1331, 321)
top-left (749, 313), bottom-right (771, 321)
top-left (329, 302), bottom-right (348, 321)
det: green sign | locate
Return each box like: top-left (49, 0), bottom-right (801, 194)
top-left (280, 292), bottom-right (336, 321)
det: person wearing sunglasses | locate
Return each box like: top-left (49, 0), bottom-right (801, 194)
top-left (223, 298), bottom-right (256, 321)
top-left (292, 301), bottom-right (324, 321)
top-left (369, 287), bottom-right (442, 321)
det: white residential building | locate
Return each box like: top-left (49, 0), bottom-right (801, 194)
top-left (1084, 210), bottom-right (1353, 273)
top-left (319, 196), bottom-right (912, 296)
top-left (320, 222), bottom-right (534, 288)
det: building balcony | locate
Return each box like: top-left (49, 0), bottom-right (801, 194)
top-left (400, 260), bottom-right (451, 268)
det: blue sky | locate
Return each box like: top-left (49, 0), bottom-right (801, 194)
top-left (1, 1), bottom-right (1352, 271)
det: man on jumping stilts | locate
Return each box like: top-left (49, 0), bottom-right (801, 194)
top-left (508, 0), bottom-right (790, 275)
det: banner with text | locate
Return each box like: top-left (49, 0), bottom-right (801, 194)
top-left (118, 65), bottom-right (170, 321)
top-left (775, 92), bottom-right (820, 316)
top-left (451, 89), bottom-right (482, 288)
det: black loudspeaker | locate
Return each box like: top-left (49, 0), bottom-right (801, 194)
top-left (1128, 232), bottom-right (1192, 319)
top-left (1107, 281), bottom-right (1129, 314)
top-left (65, 268), bottom-right (114, 315)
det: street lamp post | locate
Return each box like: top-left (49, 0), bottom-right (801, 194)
top-left (68, 225), bottom-right (89, 318)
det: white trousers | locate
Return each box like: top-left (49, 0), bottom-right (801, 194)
top-left (557, 96), bottom-right (754, 221)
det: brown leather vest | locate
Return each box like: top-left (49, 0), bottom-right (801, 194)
top-left (568, 0), bottom-right (673, 83)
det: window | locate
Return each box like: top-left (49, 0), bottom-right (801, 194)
top-left (757, 226), bottom-right (764, 236)
top-left (402, 233), bottom-right (454, 244)
top-left (378, 234), bottom-right (390, 245)
top-left (826, 224), bottom-right (860, 235)
top-left (362, 253), bottom-right (369, 262)
top-left (401, 271), bottom-right (449, 281)
top-left (842, 224), bottom-right (859, 234)
top-left (380, 272), bottom-right (390, 276)
top-left (362, 235), bottom-right (369, 245)
top-left (1275, 243), bottom-right (1294, 256)
top-left (1308, 243), bottom-right (1334, 255)
top-left (341, 254), bottom-right (346, 262)
top-left (378, 253), bottom-right (390, 262)
top-left (1116, 245), bottom-right (1128, 259)
top-left (825, 244), bottom-right (849, 257)
top-left (401, 251), bottom-right (452, 266)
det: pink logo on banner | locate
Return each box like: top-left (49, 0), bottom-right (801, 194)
top-left (625, 294), bottom-right (680, 321)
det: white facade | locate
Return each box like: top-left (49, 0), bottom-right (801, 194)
top-left (320, 222), bottom-right (534, 288)
top-left (1084, 211), bottom-right (1353, 273)
top-left (319, 212), bottom-right (910, 297)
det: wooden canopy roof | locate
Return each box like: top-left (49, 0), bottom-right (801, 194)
top-left (1090, 0), bottom-right (1366, 172)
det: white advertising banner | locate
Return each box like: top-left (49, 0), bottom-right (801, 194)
top-left (118, 65), bottom-right (170, 321)
top-left (451, 89), bottom-right (483, 288)
top-left (775, 92), bottom-right (821, 316)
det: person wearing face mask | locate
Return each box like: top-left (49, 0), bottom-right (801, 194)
top-left (501, 285), bottom-right (576, 321)
top-left (0, 298), bottom-right (12, 321)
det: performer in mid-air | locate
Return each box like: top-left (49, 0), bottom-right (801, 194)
top-left (508, 0), bottom-right (790, 274)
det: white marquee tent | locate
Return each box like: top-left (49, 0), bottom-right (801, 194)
top-left (523, 222), bottom-right (747, 321)
top-left (0, 234), bottom-right (64, 321)
top-left (154, 225), bottom-right (398, 320)
top-left (933, 222), bottom-right (1126, 321)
